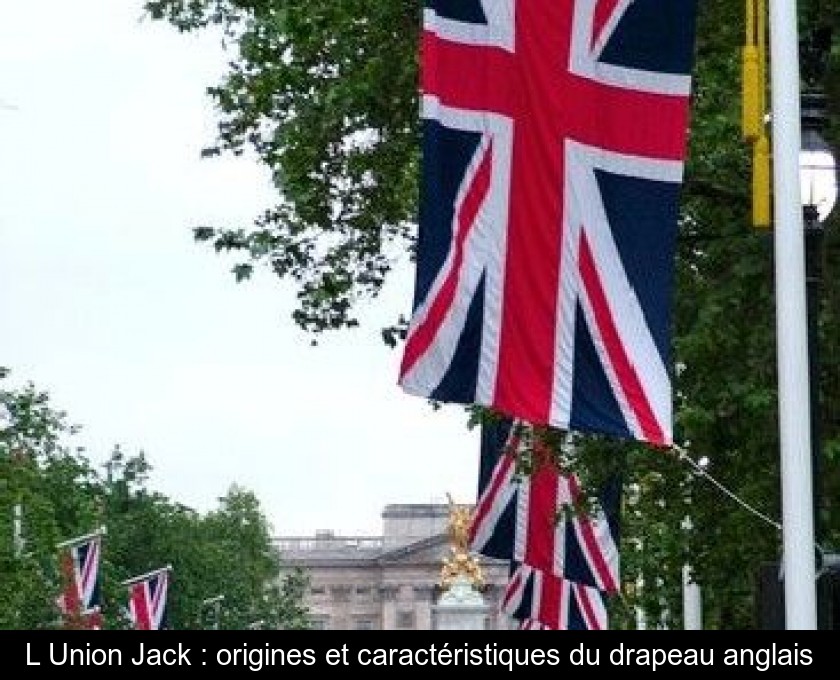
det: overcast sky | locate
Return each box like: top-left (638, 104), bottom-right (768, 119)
top-left (0, 1), bottom-right (480, 537)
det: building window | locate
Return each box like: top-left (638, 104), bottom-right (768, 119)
top-left (355, 619), bottom-right (374, 630)
top-left (355, 586), bottom-right (371, 596)
top-left (331, 585), bottom-right (352, 602)
top-left (378, 586), bottom-right (398, 602)
top-left (396, 610), bottom-right (415, 629)
top-left (310, 586), bottom-right (325, 595)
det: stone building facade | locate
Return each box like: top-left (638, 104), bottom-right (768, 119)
top-left (276, 503), bottom-right (514, 630)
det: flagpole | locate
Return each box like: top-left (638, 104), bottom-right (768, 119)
top-left (768, 0), bottom-right (817, 629)
top-left (121, 564), bottom-right (173, 586)
top-left (55, 525), bottom-right (107, 550)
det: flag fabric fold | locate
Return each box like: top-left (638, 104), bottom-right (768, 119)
top-left (502, 562), bottom-right (608, 630)
top-left (469, 416), bottom-right (622, 629)
top-left (56, 532), bottom-right (103, 629)
top-left (126, 567), bottom-right (171, 630)
top-left (399, 0), bottom-right (699, 447)
top-left (469, 417), bottom-right (621, 592)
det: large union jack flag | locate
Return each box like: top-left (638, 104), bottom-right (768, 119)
top-left (56, 533), bottom-right (103, 629)
top-left (469, 417), bottom-right (621, 592)
top-left (502, 562), bottom-right (608, 630)
top-left (398, 0), bottom-right (698, 447)
top-left (127, 567), bottom-right (170, 630)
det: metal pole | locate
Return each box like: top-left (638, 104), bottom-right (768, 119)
top-left (804, 206), bottom-right (823, 545)
top-left (805, 205), bottom-right (827, 628)
top-left (683, 564), bottom-right (703, 630)
top-left (201, 594), bottom-right (224, 630)
top-left (55, 525), bottom-right (107, 550)
top-left (682, 517), bottom-right (702, 629)
top-left (121, 564), bottom-right (173, 586)
top-left (13, 503), bottom-right (24, 558)
top-left (768, 0), bottom-right (818, 629)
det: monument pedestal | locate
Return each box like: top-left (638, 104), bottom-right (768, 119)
top-left (432, 575), bottom-right (490, 630)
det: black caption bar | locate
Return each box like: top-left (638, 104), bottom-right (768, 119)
top-left (10, 631), bottom-right (825, 675)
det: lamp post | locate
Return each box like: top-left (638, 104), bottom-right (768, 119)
top-left (201, 595), bottom-right (225, 630)
top-left (799, 89), bottom-right (838, 628)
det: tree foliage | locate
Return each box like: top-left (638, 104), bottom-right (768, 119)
top-left (0, 370), bottom-right (309, 630)
top-left (143, 1), bottom-right (840, 628)
top-left (146, 0), bottom-right (421, 336)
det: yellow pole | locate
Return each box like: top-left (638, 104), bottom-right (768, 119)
top-left (753, 0), bottom-right (771, 228)
top-left (753, 134), bottom-right (772, 227)
top-left (743, 0), bottom-right (762, 141)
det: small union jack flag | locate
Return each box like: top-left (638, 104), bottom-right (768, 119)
top-left (469, 417), bottom-right (621, 592)
top-left (502, 562), bottom-right (608, 630)
top-left (56, 533), bottom-right (103, 629)
top-left (399, 0), bottom-right (699, 447)
top-left (127, 567), bottom-right (170, 630)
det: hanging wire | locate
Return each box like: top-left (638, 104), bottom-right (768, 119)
top-left (671, 443), bottom-right (781, 532)
top-left (672, 445), bottom-right (835, 571)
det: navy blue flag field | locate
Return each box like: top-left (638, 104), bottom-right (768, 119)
top-left (469, 417), bottom-right (622, 593)
top-left (398, 0), bottom-right (699, 447)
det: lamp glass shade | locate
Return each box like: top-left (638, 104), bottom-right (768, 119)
top-left (799, 130), bottom-right (838, 223)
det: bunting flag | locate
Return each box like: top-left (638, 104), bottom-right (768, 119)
top-left (56, 531), bottom-right (104, 630)
top-left (398, 0), bottom-right (699, 447)
top-left (502, 562), bottom-right (608, 630)
top-left (469, 417), bottom-right (621, 592)
top-left (126, 567), bottom-right (171, 630)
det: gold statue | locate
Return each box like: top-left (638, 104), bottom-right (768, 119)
top-left (440, 494), bottom-right (484, 590)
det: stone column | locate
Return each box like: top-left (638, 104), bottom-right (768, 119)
top-left (413, 585), bottom-right (435, 630)
top-left (379, 585), bottom-right (398, 630)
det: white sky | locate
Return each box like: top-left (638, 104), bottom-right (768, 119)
top-left (0, 1), bottom-right (480, 537)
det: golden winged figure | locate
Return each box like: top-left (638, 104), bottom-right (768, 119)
top-left (439, 494), bottom-right (484, 590)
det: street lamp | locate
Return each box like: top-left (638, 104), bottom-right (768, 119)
top-left (201, 594), bottom-right (225, 630)
top-left (799, 90), bottom-right (837, 624)
top-left (800, 93), bottom-right (838, 223)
